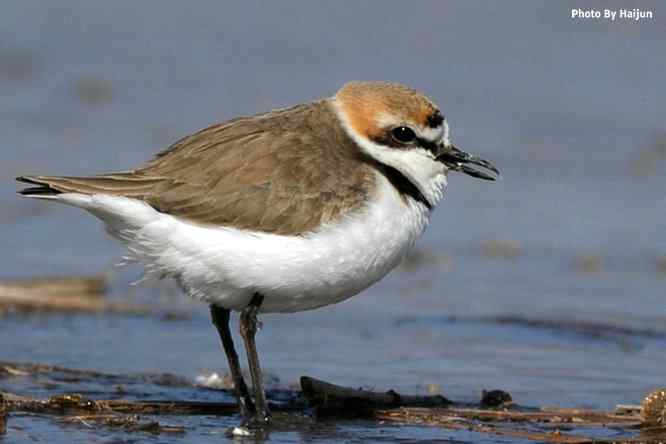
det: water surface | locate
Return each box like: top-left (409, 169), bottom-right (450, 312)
top-left (1, 1), bottom-right (664, 442)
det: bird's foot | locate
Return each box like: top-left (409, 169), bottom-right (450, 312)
top-left (242, 411), bottom-right (271, 429)
top-left (227, 411), bottom-right (271, 438)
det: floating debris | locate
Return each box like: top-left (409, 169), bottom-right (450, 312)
top-left (0, 275), bottom-right (106, 298)
top-left (631, 134), bottom-right (666, 176)
top-left (72, 77), bottom-right (114, 106)
top-left (0, 360), bottom-right (661, 442)
top-left (0, 360), bottom-right (193, 390)
top-left (0, 392), bottom-right (6, 435)
top-left (62, 414), bottom-right (186, 435)
top-left (426, 383), bottom-right (441, 396)
top-left (0, 275), bottom-right (187, 318)
top-left (656, 256), bottom-right (666, 273)
top-left (642, 388), bottom-right (666, 427)
top-left (481, 389), bottom-right (513, 408)
top-left (399, 249), bottom-right (453, 272)
top-left (574, 254), bottom-right (602, 273)
top-left (480, 239), bottom-right (521, 258)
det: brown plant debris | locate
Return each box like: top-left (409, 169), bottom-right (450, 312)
top-left (0, 393), bottom-right (7, 435)
top-left (656, 256), bottom-right (666, 273)
top-left (480, 239), bottom-right (521, 258)
top-left (376, 407), bottom-right (645, 443)
top-left (574, 255), bottom-right (602, 273)
top-left (61, 414), bottom-right (185, 435)
top-left (1, 361), bottom-right (664, 442)
top-left (0, 275), bottom-right (184, 317)
top-left (0, 360), bottom-right (193, 389)
top-left (642, 388), bottom-right (666, 427)
top-left (0, 275), bottom-right (106, 298)
top-left (1, 392), bottom-right (240, 416)
top-left (72, 77), bottom-right (114, 106)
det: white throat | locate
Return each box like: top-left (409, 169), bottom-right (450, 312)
top-left (331, 99), bottom-right (448, 207)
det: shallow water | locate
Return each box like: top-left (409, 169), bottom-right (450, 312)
top-left (1, 1), bottom-right (665, 442)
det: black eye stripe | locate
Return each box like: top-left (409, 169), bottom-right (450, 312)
top-left (416, 136), bottom-right (440, 155)
top-left (369, 132), bottom-right (440, 153)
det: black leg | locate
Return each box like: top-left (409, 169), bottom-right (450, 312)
top-left (210, 304), bottom-right (255, 417)
top-left (239, 293), bottom-right (270, 425)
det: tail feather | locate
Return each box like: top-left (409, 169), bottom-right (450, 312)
top-left (16, 176), bottom-right (61, 198)
top-left (16, 174), bottom-right (164, 199)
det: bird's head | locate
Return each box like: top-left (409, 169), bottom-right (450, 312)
top-left (332, 81), bottom-right (499, 205)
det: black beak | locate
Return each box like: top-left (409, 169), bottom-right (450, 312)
top-left (436, 145), bottom-right (500, 181)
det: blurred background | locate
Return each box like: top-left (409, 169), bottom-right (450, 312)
top-left (1, 1), bottom-right (665, 440)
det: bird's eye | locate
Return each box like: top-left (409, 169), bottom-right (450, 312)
top-left (391, 126), bottom-right (416, 143)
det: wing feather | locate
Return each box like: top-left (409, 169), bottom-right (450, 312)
top-left (18, 101), bottom-right (375, 235)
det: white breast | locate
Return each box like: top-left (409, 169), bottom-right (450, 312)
top-left (56, 171), bottom-right (447, 313)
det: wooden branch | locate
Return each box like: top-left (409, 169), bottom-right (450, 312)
top-left (300, 376), bottom-right (450, 416)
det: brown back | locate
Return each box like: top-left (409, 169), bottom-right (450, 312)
top-left (23, 100), bottom-right (378, 235)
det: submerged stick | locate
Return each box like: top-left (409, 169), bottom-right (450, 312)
top-left (300, 376), bottom-right (450, 416)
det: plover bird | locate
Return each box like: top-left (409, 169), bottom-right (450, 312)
top-left (17, 81), bottom-right (499, 429)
